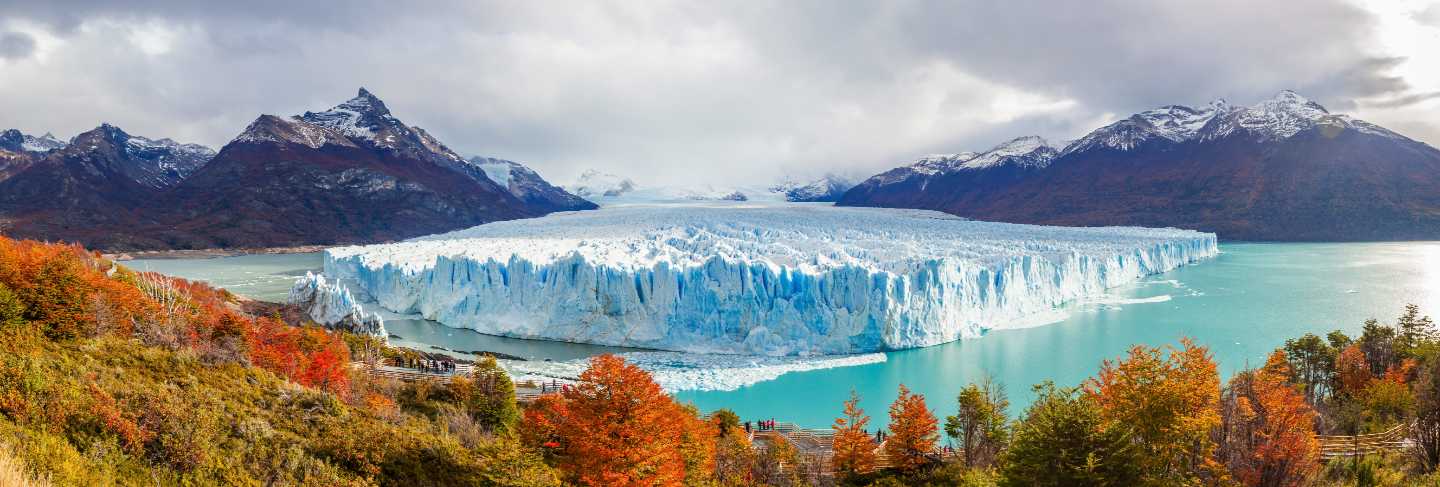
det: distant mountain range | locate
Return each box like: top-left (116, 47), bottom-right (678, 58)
top-left (0, 88), bottom-right (593, 250)
top-left (839, 91), bottom-right (1440, 241)
top-left (563, 170), bottom-right (856, 204)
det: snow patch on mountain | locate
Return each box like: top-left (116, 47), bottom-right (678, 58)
top-left (0, 129), bottom-right (67, 153)
top-left (1063, 90), bottom-right (1411, 155)
top-left (960, 136), bottom-right (1059, 170)
top-left (120, 134), bottom-right (215, 185)
top-left (474, 158), bottom-right (514, 188)
top-left (322, 202), bottom-right (1217, 356)
top-left (911, 152), bottom-right (979, 175)
top-left (298, 88), bottom-right (399, 145)
top-left (22, 133), bottom-right (64, 152)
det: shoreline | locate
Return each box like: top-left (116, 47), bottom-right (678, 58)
top-left (106, 244), bottom-right (331, 261)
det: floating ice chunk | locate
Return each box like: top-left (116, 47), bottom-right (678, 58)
top-left (501, 351), bottom-right (888, 392)
top-left (287, 271), bottom-right (387, 338)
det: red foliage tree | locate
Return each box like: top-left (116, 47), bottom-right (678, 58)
top-left (1219, 351), bottom-right (1320, 487)
top-left (522, 354), bottom-right (711, 486)
top-left (1335, 345), bottom-right (1372, 397)
top-left (247, 317), bottom-right (350, 395)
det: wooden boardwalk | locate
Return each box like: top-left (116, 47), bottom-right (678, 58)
top-left (1316, 424), bottom-right (1411, 460)
top-left (349, 361), bottom-right (474, 382)
top-left (350, 361), bottom-right (569, 404)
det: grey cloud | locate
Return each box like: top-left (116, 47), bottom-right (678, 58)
top-left (1417, 4), bottom-right (1440, 26)
top-left (886, 0), bottom-right (1409, 114)
top-left (0, 0), bottom-right (1430, 186)
top-left (1366, 91), bottom-right (1440, 109)
top-left (0, 31), bottom-right (35, 60)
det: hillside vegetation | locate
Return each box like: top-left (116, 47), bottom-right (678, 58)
top-left (0, 236), bottom-right (556, 485)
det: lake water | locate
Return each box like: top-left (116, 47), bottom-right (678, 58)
top-left (129, 242), bottom-right (1440, 428)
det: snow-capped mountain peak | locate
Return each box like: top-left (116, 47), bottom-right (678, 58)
top-left (0, 129), bottom-right (67, 153)
top-left (58, 124), bottom-right (215, 188)
top-left (769, 173), bottom-right (858, 202)
top-left (236, 89), bottom-right (475, 168)
top-left (1211, 89), bottom-right (1333, 140)
top-left (960, 135), bottom-right (1058, 170)
top-left (1061, 90), bottom-right (1405, 156)
top-left (911, 152), bottom-right (979, 174)
top-left (298, 87), bottom-right (407, 144)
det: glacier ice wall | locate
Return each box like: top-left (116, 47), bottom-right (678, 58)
top-left (287, 271), bottom-right (387, 338)
top-left (324, 203), bottom-right (1218, 356)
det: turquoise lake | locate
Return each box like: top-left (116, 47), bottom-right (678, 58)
top-left (130, 242), bottom-right (1440, 429)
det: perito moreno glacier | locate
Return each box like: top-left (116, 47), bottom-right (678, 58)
top-left (321, 202), bottom-right (1218, 356)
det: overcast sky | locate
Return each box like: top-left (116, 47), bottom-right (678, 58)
top-left (1, 0), bottom-right (1436, 186)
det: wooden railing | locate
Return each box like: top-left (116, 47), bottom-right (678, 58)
top-left (1316, 424), bottom-right (1411, 460)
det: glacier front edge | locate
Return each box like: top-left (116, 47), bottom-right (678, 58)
top-left (323, 203), bottom-right (1218, 356)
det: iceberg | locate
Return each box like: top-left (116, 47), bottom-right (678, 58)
top-left (287, 271), bottom-right (388, 338)
top-left (323, 202), bottom-right (1218, 356)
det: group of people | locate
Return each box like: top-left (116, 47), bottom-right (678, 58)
top-left (745, 419), bottom-right (779, 433)
top-left (395, 356), bottom-right (458, 374)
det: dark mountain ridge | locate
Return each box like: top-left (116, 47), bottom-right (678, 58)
top-left (839, 91), bottom-right (1440, 241)
top-left (0, 89), bottom-right (591, 250)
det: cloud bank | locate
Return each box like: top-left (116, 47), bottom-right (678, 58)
top-left (0, 0), bottom-right (1435, 185)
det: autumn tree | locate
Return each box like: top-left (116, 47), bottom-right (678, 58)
top-left (1359, 376), bottom-right (1414, 428)
top-left (945, 375), bottom-right (1009, 469)
top-left (1335, 345), bottom-right (1372, 397)
top-left (521, 354), bottom-right (713, 486)
top-left (831, 389), bottom-right (878, 478)
top-left (676, 403), bottom-right (719, 487)
top-left (1217, 351), bottom-right (1320, 487)
top-left (999, 382), bottom-right (1141, 487)
top-left (885, 384), bottom-right (939, 474)
top-left (1084, 338), bottom-right (1222, 484)
top-left (300, 333), bottom-right (351, 394)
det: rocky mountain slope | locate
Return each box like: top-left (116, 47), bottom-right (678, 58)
top-left (470, 156), bottom-right (597, 213)
top-left (0, 89), bottom-right (590, 250)
top-left (0, 124), bottom-right (215, 239)
top-left (0, 129), bottom-right (64, 153)
top-left (839, 91), bottom-right (1440, 241)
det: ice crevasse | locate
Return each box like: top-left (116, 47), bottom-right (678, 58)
top-left (322, 203), bottom-right (1218, 356)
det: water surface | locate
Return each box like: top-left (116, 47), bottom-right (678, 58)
top-left (131, 242), bottom-right (1440, 428)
